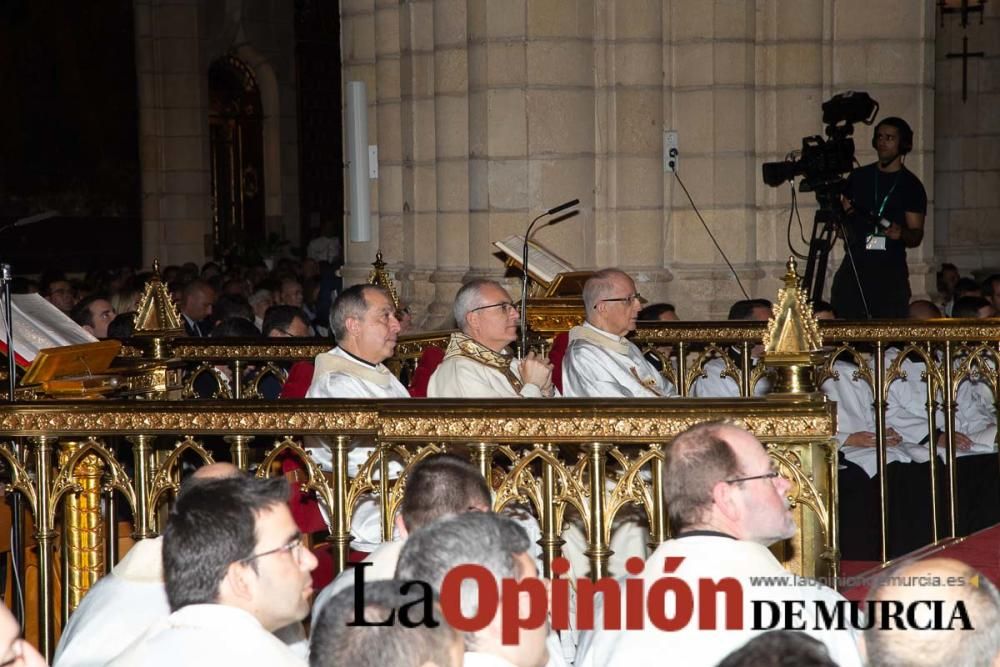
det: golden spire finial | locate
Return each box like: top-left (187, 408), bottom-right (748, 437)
top-left (133, 260), bottom-right (184, 338)
top-left (367, 250), bottom-right (400, 310)
top-left (762, 256), bottom-right (823, 356)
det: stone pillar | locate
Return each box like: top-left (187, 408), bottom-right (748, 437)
top-left (934, 3), bottom-right (1000, 275)
top-left (135, 0), bottom-right (211, 266)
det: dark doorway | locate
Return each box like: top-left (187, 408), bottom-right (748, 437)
top-left (0, 0), bottom-right (141, 273)
top-left (294, 0), bottom-right (344, 249)
top-left (208, 55), bottom-right (265, 260)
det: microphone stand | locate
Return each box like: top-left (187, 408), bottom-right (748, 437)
top-left (0, 210), bottom-right (58, 625)
top-left (520, 199), bottom-right (579, 357)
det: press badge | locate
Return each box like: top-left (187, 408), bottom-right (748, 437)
top-left (865, 234), bottom-right (887, 251)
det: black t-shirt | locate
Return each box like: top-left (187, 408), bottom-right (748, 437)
top-left (842, 162), bottom-right (927, 259)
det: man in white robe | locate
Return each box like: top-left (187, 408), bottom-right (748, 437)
top-left (427, 279), bottom-right (554, 398)
top-left (110, 476), bottom-right (316, 667)
top-left (305, 284), bottom-right (408, 549)
top-left (56, 463), bottom-right (308, 667)
top-left (309, 454), bottom-right (493, 623)
top-left (562, 269), bottom-right (675, 397)
top-left (691, 300), bottom-right (773, 398)
top-left (579, 422), bottom-right (863, 667)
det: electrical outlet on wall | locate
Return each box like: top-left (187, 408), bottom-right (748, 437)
top-left (664, 130), bottom-right (679, 173)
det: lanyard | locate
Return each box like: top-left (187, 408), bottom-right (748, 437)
top-left (875, 171), bottom-right (901, 218)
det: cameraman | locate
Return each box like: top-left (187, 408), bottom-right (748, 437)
top-left (831, 117), bottom-right (926, 319)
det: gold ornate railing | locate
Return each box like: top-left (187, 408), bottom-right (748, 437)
top-left (0, 396), bottom-right (837, 660)
top-left (634, 318), bottom-right (1000, 562)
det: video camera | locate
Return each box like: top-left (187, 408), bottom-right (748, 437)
top-left (761, 91), bottom-right (879, 191)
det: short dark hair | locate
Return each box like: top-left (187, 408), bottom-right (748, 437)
top-left (329, 284), bottom-right (384, 341)
top-left (309, 581), bottom-right (459, 667)
top-left (211, 317), bottom-right (263, 338)
top-left (107, 312), bottom-right (136, 339)
top-left (399, 454), bottom-right (492, 533)
top-left (638, 303), bottom-right (676, 320)
top-left (728, 299), bottom-right (772, 321)
top-left (70, 294), bottom-right (110, 329)
top-left (809, 299), bottom-right (834, 316)
top-left (982, 274), bottom-right (1000, 296)
top-left (955, 277), bottom-right (982, 296)
top-left (181, 279), bottom-right (214, 301)
top-left (952, 295), bottom-right (991, 319)
top-left (716, 630), bottom-right (836, 667)
top-left (664, 421), bottom-right (742, 533)
top-left (39, 270), bottom-right (68, 296)
top-left (395, 513), bottom-right (529, 639)
top-left (162, 476), bottom-right (289, 611)
top-left (213, 294), bottom-right (254, 324)
top-left (262, 305), bottom-right (309, 337)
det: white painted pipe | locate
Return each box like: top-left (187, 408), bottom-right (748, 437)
top-left (345, 81), bottom-right (371, 243)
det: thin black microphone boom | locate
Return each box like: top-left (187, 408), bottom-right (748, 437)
top-left (521, 199), bottom-right (579, 357)
top-left (546, 199), bottom-right (579, 216)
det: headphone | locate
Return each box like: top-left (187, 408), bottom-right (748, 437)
top-left (872, 116), bottom-right (913, 155)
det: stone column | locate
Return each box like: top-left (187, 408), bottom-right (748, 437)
top-left (135, 0), bottom-right (212, 266)
top-left (934, 3), bottom-right (1000, 274)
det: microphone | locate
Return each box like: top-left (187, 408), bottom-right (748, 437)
top-left (546, 199), bottom-right (579, 216)
top-left (520, 199), bottom-right (580, 357)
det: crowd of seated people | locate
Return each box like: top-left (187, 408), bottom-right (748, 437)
top-left (46, 428), bottom-right (1000, 667)
top-left (9, 257), bottom-right (1000, 665)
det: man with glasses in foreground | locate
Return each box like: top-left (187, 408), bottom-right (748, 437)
top-left (579, 421), bottom-right (862, 667)
top-left (428, 279), bottom-right (555, 398)
top-left (109, 476), bottom-right (317, 667)
top-left (562, 268), bottom-right (676, 397)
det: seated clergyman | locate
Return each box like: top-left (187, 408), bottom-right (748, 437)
top-left (305, 283), bottom-right (409, 551)
top-left (579, 421), bottom-right (863, 667)
top-left (427, 279), bottom-right (555, 398)
top-left (562, 269), bottom-right (676, 397)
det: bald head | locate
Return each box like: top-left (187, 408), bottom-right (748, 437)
top-left (864, 558), bottom-right (1000, 667)
top-left (908, 299), bottom-right (942, 320)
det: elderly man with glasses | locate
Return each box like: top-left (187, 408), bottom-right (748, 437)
top-left (562, 268), bottom-right (676, 397)
top-left (428, 279), bottom-right (555, 398)
top-left (578, 422), bottom-right (863, 667)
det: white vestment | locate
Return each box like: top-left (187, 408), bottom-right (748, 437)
top-left (108, 604), bottom-right (305, 667)
top-left (561, 323), bottom-right (676, 397)
top-left (311, 539), bottom-right (406, 626)
top-left (305, 346), bottom-right (409, 473)
top-left (54, 538), bottom-right (169, 667)
top-left (305, 346), bottom-right (409, 548)
top-left (690, 356), bottom-right (771, 398)
top-left (579, 535), bottom-right (863, 667)
top-left (427, 333), bottom-right (552, 398)
top-left (821, 359), bottom-right (914, 477)
top-left (884, 349), bottom-right (996, 462)
top-left (56, 537), bottom-right (308, 666)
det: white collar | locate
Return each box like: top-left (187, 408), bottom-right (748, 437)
top-left (568, 322), bottom-right (630, 355)
top-left (311, 347), bottom-right (394, 387)
top-left (167, 604), bottom-right (268, 632)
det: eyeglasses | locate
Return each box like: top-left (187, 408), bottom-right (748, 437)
top-left (725, 471), bottom-right (780, 485)
top-left (469, 302), bottom-right (518, 315)
top-left (240, 536), bottom-right (305, 565)
top-left (595, 293), bottom-right (642, 308)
